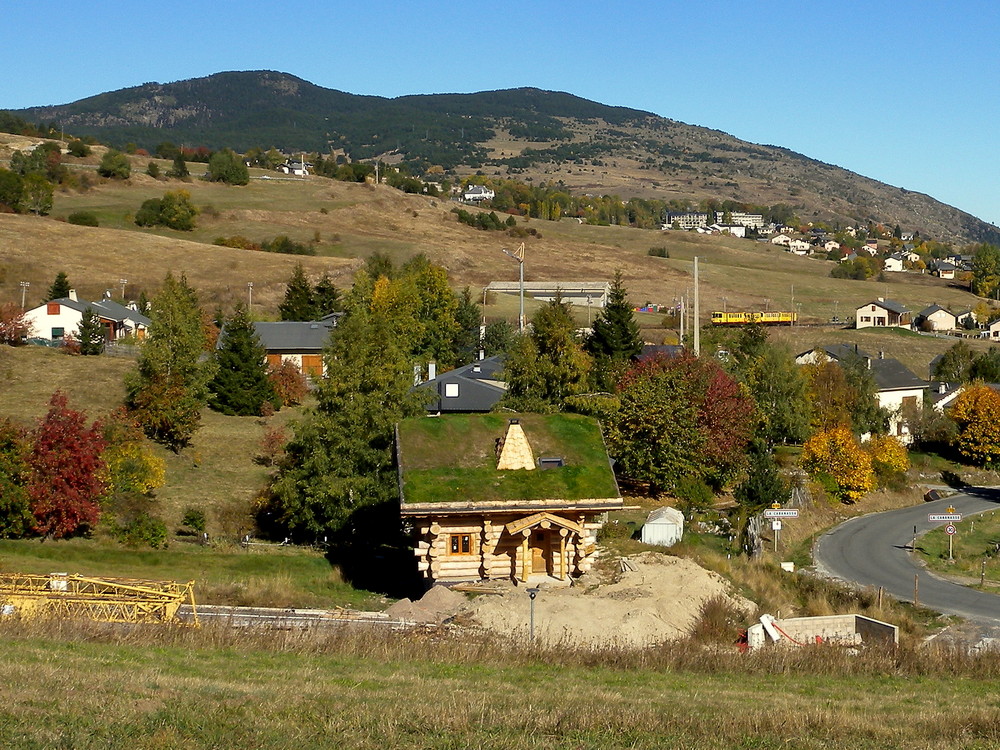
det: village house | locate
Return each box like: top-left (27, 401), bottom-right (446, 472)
top-left (787, 239), bottom-right (811, 255)
top-left (248, 314), bottom-right (341, 377)
top-left (462, 185), bottom-right (495, 202)
top-left (24, 290), bottom-right (151, 342)
top-left (855, 298), bottom-right (912, 329)
top-left (276, 159), bottom-right (312, 175)
top-left (883, 253), bottom-right (907, 273)
top-left (824, 240), bottom-right (842, 254)
top-left (415, 355), bottom-right (506, 413)
top-left (397, 414), bottom-right (623, 585)
top-left (770, 234), bottom-right (791, 246)
top-left (914, 304), bottom-right (957, 331)
top-left (933, 260), bottom-right (957, 279)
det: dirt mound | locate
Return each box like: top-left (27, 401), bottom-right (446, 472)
top-left (384, 584), bottom-right (467, 625)
top-left (466, 552), bottom-right (753, 648)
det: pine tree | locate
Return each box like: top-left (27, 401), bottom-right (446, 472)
top-left (125, 273), bottom-right (215, 451)
top-left (209, 305), bottom-right (279, 416)
top-left (77, 307), bottom-right (105, 355)
top-left (167, 153), bottom-right (189, 179)
top-left (452, 287), bottom-right (482, 365)
top-left (279, 263), bottom-right (317, 321)
top-left (313, 273), bottom-right (342, 317)
top-left (46, 271), bottom-right (71, 301)
top-left (586, 271), bottom-right (642, 360)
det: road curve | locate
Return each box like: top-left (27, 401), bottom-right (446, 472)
top-left (814, 487), bottom-right (1000, 622)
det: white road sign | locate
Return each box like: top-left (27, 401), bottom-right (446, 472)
top-left (763, 509), bottom-right (799, 519)
top-left (929, 513), bottom-right (962, 523)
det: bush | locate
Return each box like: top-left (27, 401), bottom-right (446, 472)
top-left (67, 211), bottom-right (99, 227)
top-left (597, 519), bottom-right (634, 542)
top-left (648, 246), bottom-right (669, 258)
top-left (213, 235), bottom-right (261, 251)
top-left (180, 507), bottom-right (207, 535)
top-left (112, 510), bottom-right (168, 549)
top-left (261, 235), bottom-right (314, 255)
top-left (146, 161), bottom-right (161, 179)
top-left (675, 476), bottom-right (714, 517)
top-left (268, 360), bottom-right (308, 405)
top-left (67, 140), bottom-right (91, 158)
top-left (97, 150), bottom-right (131, 179)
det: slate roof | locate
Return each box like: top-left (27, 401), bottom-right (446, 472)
top-left (415, 355), bottom-right (507, 413)
top-left (250, 320), bottom-right (338, 352)
top-left (864, 298), bottom-right (910, 315)
top-left (868, 358), bottom-right (927, 392)
top-left (917, 304), bottom-right (952, 319)
top-left (46, 297), bottom-right (151, 327)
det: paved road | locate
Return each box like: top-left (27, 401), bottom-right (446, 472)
top-left (814, 487), bottom-right (1000, 623)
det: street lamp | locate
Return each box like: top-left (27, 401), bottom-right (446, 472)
top-left (247, 282), bottom-right (254, 310)
top-left (526, 587), bottom-right (540, 642)
top-left (19, 281), bottom-right (29, 309)
top-left (500, 242), bottom-right (525, 332)
top-left (119, 278), bottom-right (128, 299)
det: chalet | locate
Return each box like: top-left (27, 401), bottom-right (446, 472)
top-left (855, 298), bottom-right (912, 329)
top-left (955, 309), bottom-right (977, 329)
top-left (416, 355), bottom-right (506, 413)
top-left (934, 260), bottom-right (957, 279)
top-left (24, 291), bottom-right (151, 342)
top-left (770, 234), bottom-right (791, 246)
top-left (249, 314), bottom-right (341, 377)
top-left (397, 414), bottom-right (623, 585)
top-left (787, 239), bottom-right (811, 255)
top-left (985, 319), bottom-right (1000, 340)
top-left (462, 185), bottom-right (495, 202)
top-left (915, 304), bottom-right (957, 331)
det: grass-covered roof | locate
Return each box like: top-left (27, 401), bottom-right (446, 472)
top-left (397, 413), bottom-right (620, 505)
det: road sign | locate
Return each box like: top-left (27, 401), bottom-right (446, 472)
top-left (771, 520), bottom-right (782, 531)
top-left (945, 524), bottom-right (957, 536)
top-left (929, 513), bottom-right (962, 523)
top-left (764, 509), bottom-right (799, 519)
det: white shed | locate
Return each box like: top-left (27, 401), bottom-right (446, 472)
top-left (640, 506), bottom-right (684, 547)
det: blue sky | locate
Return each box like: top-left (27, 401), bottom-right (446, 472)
top-left (3, 0), bottom-right (999, 227)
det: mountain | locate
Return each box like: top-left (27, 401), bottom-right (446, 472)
top-left (9, 70), bottom-right (999, 245)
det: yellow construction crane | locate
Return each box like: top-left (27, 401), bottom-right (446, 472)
top-left (0, 572), bottom-right (197, 625)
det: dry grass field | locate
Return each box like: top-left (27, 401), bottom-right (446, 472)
top-left (3, 621), bottom-right (1000, 749)
top-left (2, 138), bottom-right (991, 329)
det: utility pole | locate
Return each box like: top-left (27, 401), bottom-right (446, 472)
top-left (501, 243), bottom-right (526, 332)
top-left (19, 281), bottom-right (29, 309)
top-left (679, 296), bottom-right (685, 343)
top-left (693, 256), bottom-right (700, 357)
top-left (119, 278), bottom-right (128, 299)
top-left (247, 281), bottom-right (253, 311)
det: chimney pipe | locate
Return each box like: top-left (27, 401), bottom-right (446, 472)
top-left (68, 289), bottom-right (78, 302)
top-left (428, 362), bottom-right (436, 381)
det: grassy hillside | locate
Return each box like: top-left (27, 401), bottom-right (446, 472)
top-left (0, 148), bottom-right (992, 344)
top-left (9, 71), bottom-right (999, 243)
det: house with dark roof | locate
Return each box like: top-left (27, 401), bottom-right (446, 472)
top-left (249, 314), bottom-right (341, 377)
top-left (867, 355), bottom-right (928, 441)
top-left (855, 298), bottom-right (912, 329)
top-left (24, 291), bottom-right (151, 342)
top-left (915, 304), bottom-right (957, 332)
top-left (415, 355), bottom-right (507, 413)
top-left (794, 343), bottom-right (872, 366)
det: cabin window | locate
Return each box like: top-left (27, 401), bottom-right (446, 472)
top-left (449, 533), bottom-right (473, 555)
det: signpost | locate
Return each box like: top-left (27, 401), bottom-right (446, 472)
top-left (763, 503), bottom-right (798, 552)
top-left (926, 505), bottom-right (961, 560)
top-left (945, 523), bottom-right (957, 560)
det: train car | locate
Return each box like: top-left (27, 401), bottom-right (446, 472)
top-left (711, 311), bottom-right (797, 326)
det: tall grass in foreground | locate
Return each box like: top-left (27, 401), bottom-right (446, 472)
top-left (3, 620), bottom-right (1000, 749)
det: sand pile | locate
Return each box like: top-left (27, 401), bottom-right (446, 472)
top-left (465, 552), bottom-right (752, 648)
top-left (384, 584), bottom-right (467, 624)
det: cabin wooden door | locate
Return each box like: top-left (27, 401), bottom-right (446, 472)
top-left (530, 530), bottom-right (549, 574)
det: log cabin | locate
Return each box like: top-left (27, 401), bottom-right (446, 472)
top-left (396, 413), bottom-right (623, 585)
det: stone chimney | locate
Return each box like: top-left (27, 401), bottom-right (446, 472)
top-left (496, 419), bottom-right (535, 471)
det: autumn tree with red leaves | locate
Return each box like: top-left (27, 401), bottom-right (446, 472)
top-left (27, 392), bottom-right (106, 538)
top-left (604, 353), bottom-right (756, 494)
top-left (0, 302), bottom-right (29, 345)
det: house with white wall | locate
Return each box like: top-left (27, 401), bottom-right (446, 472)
top-left (24, 291), bottom-right (150, 342)
top-left (855, 298), bottom-right (912, 329)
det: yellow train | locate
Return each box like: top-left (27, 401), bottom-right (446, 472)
top-left (711, 311), bottom-right (797, 325)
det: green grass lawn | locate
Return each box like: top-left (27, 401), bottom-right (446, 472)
top-left (0, 537), bottom-right (385, 610)
top-left (920, 508), bottom-right (1000, 586)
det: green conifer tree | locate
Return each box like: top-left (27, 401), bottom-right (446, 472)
top-left (585, 270), bottom-right (642, 390)
top-left (77, 307), bottom-right (105, 355)
top-left (46, 271), bottom-right (71, 301)
top-left (209, 305), bottom-right (279, 416)
top-left (279, 263), bottom-right (317, 321)
top-left (312, 273), bottom-right (342, 317)
top-left (125, 273), bottom-right (215, 451)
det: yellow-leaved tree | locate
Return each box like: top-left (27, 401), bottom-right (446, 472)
top-left (865, 434), bottom-right (910, 482)
top-left (950, 385), bottom-right (1000, 467)
top-left (802, 425), bottom-right (876, 503)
